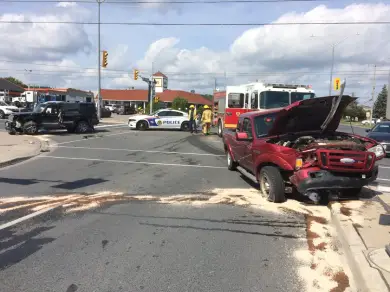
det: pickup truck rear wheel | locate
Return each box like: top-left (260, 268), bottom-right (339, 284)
top-left (227, 151), bottom-right (237, 171)
top-left (259, 166), bottom-right (286, 203)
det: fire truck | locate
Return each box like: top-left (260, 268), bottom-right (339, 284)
top-left (213, 82), bottom-right (315, 137)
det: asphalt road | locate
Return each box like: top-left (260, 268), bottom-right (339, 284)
top-left (0, 121), bottom-right (386, 292)
top-left (0, 124), bottom-right (308, 292)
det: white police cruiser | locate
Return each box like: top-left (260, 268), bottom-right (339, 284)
top-left (128, 108), bottom-right (190, 131)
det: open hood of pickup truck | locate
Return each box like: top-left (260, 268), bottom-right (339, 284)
top-left (268, 95), bottom-right (355, 136)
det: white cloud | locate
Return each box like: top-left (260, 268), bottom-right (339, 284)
top-left (0, 5), bottom-right (91, 62)
top-left (109, 3), bottom-right (390, 98)
top-left (56, 2), bottom-right (77, 8)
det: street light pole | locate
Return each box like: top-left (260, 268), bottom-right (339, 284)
top-left (97, 0), bottom-right (105, 120)
top-left (370, 64), bottom-right (377, 127)
top-left (329, 45), bottom-right (335, 96)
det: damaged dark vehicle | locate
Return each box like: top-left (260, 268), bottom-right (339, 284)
top-left (5, 101), bottom-right (99, 135)
top-left (223, 88), bottom-right (384, 204)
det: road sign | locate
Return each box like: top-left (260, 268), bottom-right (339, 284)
top-left (333, 78), bottom-right (341, 91)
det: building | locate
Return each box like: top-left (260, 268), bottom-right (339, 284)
top-left (22, 88), bottom-right (94, 103)
top-left (98, 71), bottom-right (213, 110)
top-left (0, 78), bottom-right (25, 102)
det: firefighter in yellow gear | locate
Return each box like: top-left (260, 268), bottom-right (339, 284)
top-left (201, 105), bottom-right (212, 135)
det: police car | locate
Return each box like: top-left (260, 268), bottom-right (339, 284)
top-left (128, 109), bottom-right (190, 131)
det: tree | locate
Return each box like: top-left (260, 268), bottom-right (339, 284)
top-left (373, 85), bottom-right (388, 119)
top-left (4, 76), bottom-right (27, 88)
top-left (145, 101), bottom-right (163, 114)
top-left (343, 100), bottom-right (366, 120)
top-left (172, 97), bottom-right (189, 111)
top-left (202, 94), bottom-right (213, 101)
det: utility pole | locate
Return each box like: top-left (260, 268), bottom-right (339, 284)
top-left (329, 44), bottom-right (335, 96)
top-left (370, 64), bottom-right (377, 127)
top-left (97, 0), bottom-right (105, 120)
top-left (386, 70), bottom-right (390, 120)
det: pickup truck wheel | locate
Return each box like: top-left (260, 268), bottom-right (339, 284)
top-left (0, 110), bottom-right (5, 119)
top-left (218, 120), bottom-right (223, 137)
top-left (259, 166), bottom-right (286, 203)
top-left (23, 121), bottom-right (38, 135)
top-left (227, 151), bottom-right (237, 171)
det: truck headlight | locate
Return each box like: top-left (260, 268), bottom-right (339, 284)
top-left (368, 145), bottom-right (385, 157)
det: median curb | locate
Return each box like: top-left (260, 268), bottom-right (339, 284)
top-left (0, 135), bottom-right (52, 169)
top-left (330, 203), bottom-right (389, 292)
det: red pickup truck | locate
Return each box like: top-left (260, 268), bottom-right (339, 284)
top-left (222, 95), bottom-right (384, 204)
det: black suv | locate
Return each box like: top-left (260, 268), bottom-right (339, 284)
top-left (5, 101), bottom-right (99, 135)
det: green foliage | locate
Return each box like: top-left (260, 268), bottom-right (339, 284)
top-left (343, 100), bottom-right (366, 120)
top-left (172, 97), bottom-right (189, 111)
top-left (145, 101), bottom-right (163, 114)
top-left (373, 85), bottom-right (387, 119)
top-left (4, 76), bottom-right (27, 88)
top-left (197, 105), bottom-right (204, 116)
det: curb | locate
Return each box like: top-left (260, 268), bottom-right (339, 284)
top-left (330, 205), bottom-right (389, 292)
top-left (0, 136), bottom-right (52, 169)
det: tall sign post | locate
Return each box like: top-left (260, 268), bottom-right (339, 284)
top-left (134, 69), bottom-right (156, 115)
top-left (386, 71), bottom-right (390, 120)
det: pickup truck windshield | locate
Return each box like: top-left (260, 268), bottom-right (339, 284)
top-left (254, 113), bottom-right (277, 137)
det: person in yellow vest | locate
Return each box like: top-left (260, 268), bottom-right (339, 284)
top-left (188, 105), bottom-right (197, 133)
top-left (201, 105), bottom-right (212, 135)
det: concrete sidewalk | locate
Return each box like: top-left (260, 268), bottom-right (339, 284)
top-left (0, 132), bottom-right (46, 168)
top-left (331, 190), bottom-right (390, 292)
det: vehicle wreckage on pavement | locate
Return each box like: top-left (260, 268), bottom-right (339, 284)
top-left (223, 80), bottom-right (384, 204)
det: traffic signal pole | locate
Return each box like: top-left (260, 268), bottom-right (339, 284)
top-left (97, 0), bottom-right (105, 120)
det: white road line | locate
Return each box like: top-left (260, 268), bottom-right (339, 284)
top-left (54, 131), bottom-right (133, 146)
top-left (377, 178), bottom-right (390, 181)
top-left (95, 124), bottom-right (127, 128)
top-left (38, 156), bottom-right (226, 169)
top-left (0, 195), bottom-right (82, 231)
top-left (53, 145), bottom-right (225, 157)
top-left (379, 165), bottom-right (390, 169)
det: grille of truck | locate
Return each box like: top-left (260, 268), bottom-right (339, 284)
top-left (317, 150), bottom-right (374, 172)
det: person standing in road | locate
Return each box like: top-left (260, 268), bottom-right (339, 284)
top-left (201, 105), bottom-right (212, 135)
top-left (188, 105), bottom-right (197, 133)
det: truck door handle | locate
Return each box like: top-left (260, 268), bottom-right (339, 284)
top-left (226, 112), bottom-right (232, 116)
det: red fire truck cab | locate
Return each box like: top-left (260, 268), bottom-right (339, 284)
top-left (213, 82), bottom-right (315, 137)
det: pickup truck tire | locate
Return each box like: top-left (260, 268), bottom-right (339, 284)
top-left (23, 121), bottom-right (38, 135)
top-left (227, 151), bottom-right (237, 171)
top-left (0, 110), bottom-right (5, 119)
top-left (218, 120), bottom-right (223, 137)
top-left (259, 166), bottom-right (286, 203)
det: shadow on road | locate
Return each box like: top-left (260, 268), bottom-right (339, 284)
top-left (0, 226), bottom-right (55, 270)
top-left (0, 177), bottom-right (107, 190)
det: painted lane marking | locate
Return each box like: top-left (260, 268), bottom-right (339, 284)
top-left (38, 156), bottom-right (226, 169)
top-left (95, 124), bottom-right (127, 128)
top-left (0, 195), bottom-right (83, 231)
top-left (52, 145), bottom-right (225, 157)
top-left (377, 178), bottom-right (390, 181)
top-left (379, 165), bottom-right (390, 169)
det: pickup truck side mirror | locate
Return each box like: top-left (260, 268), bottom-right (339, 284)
top-left (236, 132), bottom-right (252, 141)
top-left (365, 129), bottom-right (370, 132)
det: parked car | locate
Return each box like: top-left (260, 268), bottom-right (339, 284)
top-left (0, 101), bottom-right (19, 119)
top-left (101, 107), bottom-right (112, 118)
top-left (118, 105), bottom-right (136, 115)
top-left (223, 95), bottom-right (384, 204)
top-left (366, 121), bottom-right (390, 156)
top-left (5, 101), bottom-right (99, 135)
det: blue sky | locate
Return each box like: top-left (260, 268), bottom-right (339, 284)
top-left (1, 0), bottom-right (390, 102)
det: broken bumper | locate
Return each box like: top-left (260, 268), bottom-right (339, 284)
top-left (295, 166), bottom-right (379, 194)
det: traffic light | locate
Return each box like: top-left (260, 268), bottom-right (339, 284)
top-left (333, 77), bottom-right (340, 91)
top-left (134, 69), bottom-right (139, 80)
top-left (102, 50), bottom-right (108, 68)
top-left (154, 96), bottom-right (159, 103)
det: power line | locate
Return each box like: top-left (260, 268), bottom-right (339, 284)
top-left (1, 20), bottom-right (390, 25)
top-left (0, 0), bottom-right (331, 3)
